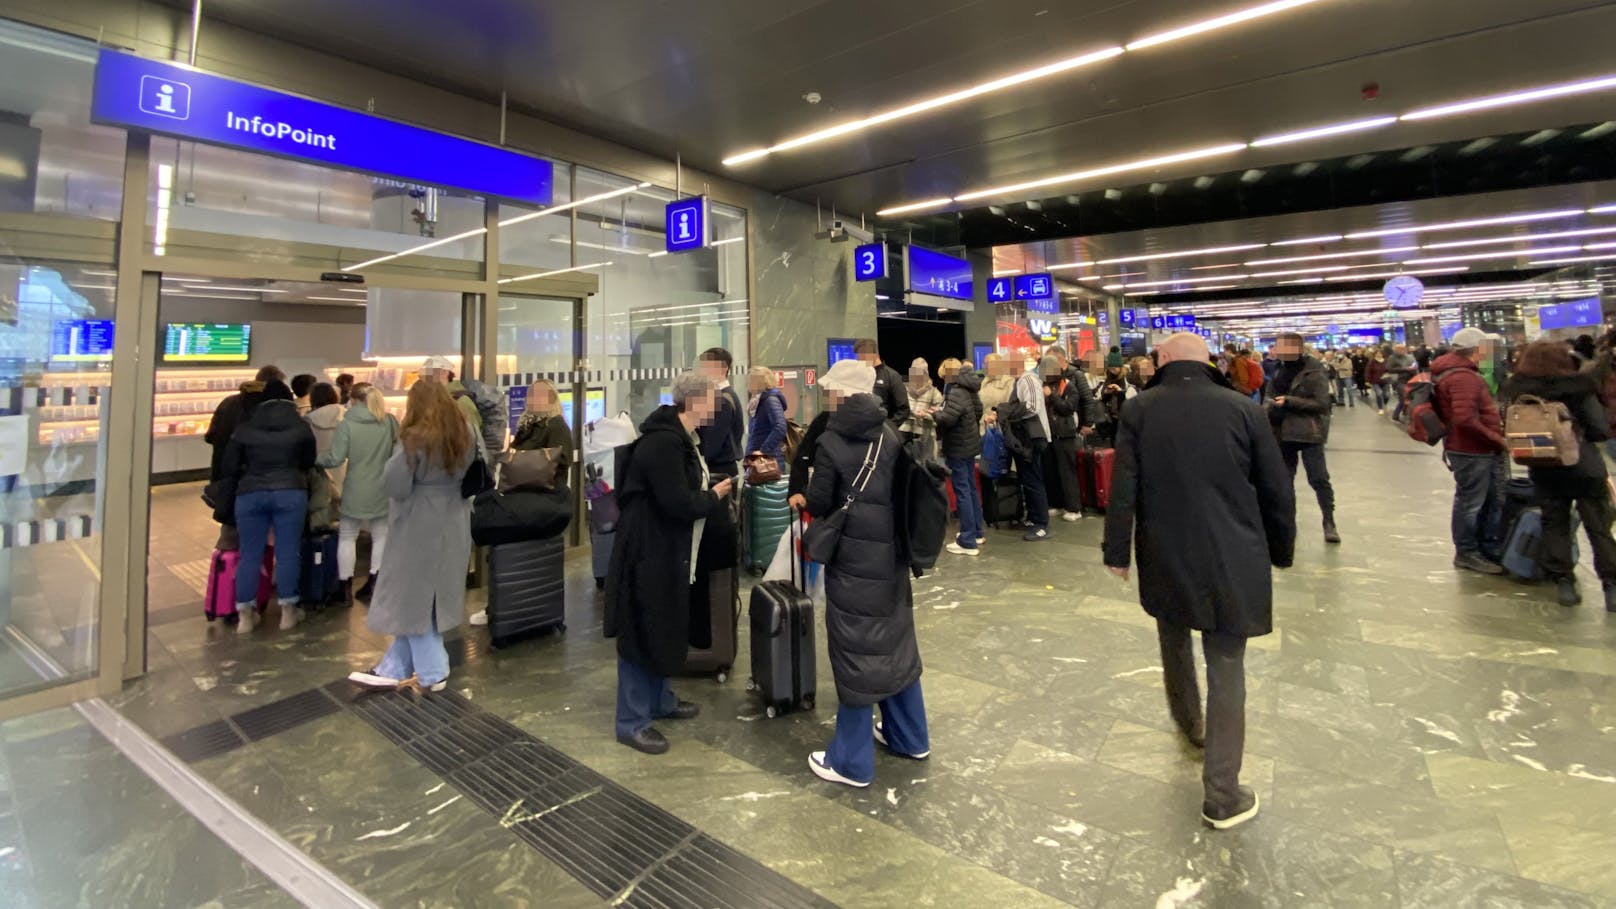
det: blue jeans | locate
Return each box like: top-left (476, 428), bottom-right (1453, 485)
top-left (616, 657), bottom-right (679, 738)
top-left (1013, 441), bottom-right (1050, 530)
top-left (375, 606), bottom-right (449, 686)
top-left (234, 488), bottom-right (307, 605)
top-left (1448, 452), bottom-right (1506, 560)
top-left (822, 680), bottom-right (928, 784)
top-left (947, 457), bottom-right (983, 548)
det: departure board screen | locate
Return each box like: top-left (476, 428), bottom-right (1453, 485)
top-left (50, 320), bottom-right (115, 362)
top-left (163, 322), bottom-right (252, 363)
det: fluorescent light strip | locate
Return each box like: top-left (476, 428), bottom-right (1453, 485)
top-left (1589, 204), bottom-right (1616, 215)
top-left (1104, 273), bottom-right (1252, 289)
top-left (1126, 0), bottom-right (1326, 51)
top-left (1421, 226), bottom-right (1616, 250)
top-left (1401, 75), bottom-right (1616, 122)
top-left (1322, 267), bottom-right (1469, 282)
top-left (713, 236), bottom-right (745, 246)
top-left (1344, 209), bottom-right (1583, 240)
top-left (1046, 261), bottom-right (1095, 270)
top-left (498, 182), bottom-right (654, 229)
top-left (305, 296), bottom-right (368, 304)
top-left (1098, 243), bottom-right (1264, 266)
top-left (876, 198), bottom-right (954, 217)
top-left (1583, 240), bottom-right (1616, 251)
top-left (1246, 265), bottom-right (1351, 278)
top-left (1250, 116), bottom-right (1396, 148)
top-left (1189, 263), bottom-right (1243, 271)
top-left (1401, 245), bottom-right (1581, 265)
top-left (179, 285), bottom-right (288, 294)
top-left (498, 261), bottom-right (614, 286)
top-left (1530, 254), bottom-right (1616, 266)
top-left (1245, 245), bottom-right (1417, 266)
top-left (722, 46), bottom-right (1123, 166)
top-left (553, 237), bottom-right (652, 256)
top-left (1125, 284), bottom-right (1239, 296)
top-left (342, 226), bottom-right (488, 272)
top-left (953, 143), bottom-right (1246, 202)
top-left (1271, 234), bottom-right (1343, 246)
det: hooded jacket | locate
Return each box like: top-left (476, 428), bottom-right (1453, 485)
top-left (222, 399), bottom-right (317, 496)
top-left (934, 371), bottom-right (984, 459)
top-left (1432, 353), bottom-right (1505, 456)
top-left (806, 394), bottom-right (921, 707)
top-left (204, 380), bottom-right (266, 481)
top-left (316, 404), bottom-right (399, 520)
top-left (1498, 371), bottom-right (1610, 498)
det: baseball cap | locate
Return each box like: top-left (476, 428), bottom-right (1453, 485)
top-left (1451, 327), bottom-right (1489, 350)
top-left (420, 355), bottom-right (456, 372)
top-left (818, 359), bottom-right (876, 396)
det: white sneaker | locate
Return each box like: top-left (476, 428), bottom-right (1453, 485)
top-left (421, 678), bottom-right (449, 693)
top-left (347, 670), bottom-right (404, 690)
top-left (468, 610), bottom-right (489, 626)
top-left (235, 607), bottom-right (257, 634)
top-left (808, 751), bottom-right (870, 788)
top-left (1048, 508), bottom-right (1061, 517)
top-left (976, 537), bottom-right (987, 546)
top-left (945, 542), bottom-right (980, 557)
top-left (1062, 511), bottom-right (1082, 522)
top-left (278, 604), bottom-right (303, 631)
top-left (874, 722), bottom-right (931, 759)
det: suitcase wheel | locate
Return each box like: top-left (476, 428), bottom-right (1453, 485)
top-left (745, 678), bottom-right (757, 692)
top-left (801, 695), bottom-right (815, 711)
top-left (715, 669), bottom-right (728, 684)
top-left (765, 705), bottom-right (778, 719)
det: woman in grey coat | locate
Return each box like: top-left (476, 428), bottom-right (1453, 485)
top-left (348, 380), bottom-right (476, 693)
top-left (317, 383), bottom-right (398, 604)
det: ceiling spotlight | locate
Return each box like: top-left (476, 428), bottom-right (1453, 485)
top-left (1104, 189), bottom-right (1124, 201)
top-left (1521, 129), bottom-right (1562, 147)
top-left (1194, 176), bottom-right (1217, 190)
top-left (1457, 137), bottom-right (1498, 156)
top-left (1240, 169), bottom-right (1266, 184)
top-left (1580, 122), bottom-right (1616, 140)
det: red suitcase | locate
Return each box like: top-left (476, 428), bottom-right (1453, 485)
top-left (945, 463), bottom-right (984, 516)
top-left (205, 546), bottom-right (275, 621)
top-left (1079, 449), bottom-right (1115, 512)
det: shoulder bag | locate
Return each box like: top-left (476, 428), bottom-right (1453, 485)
top-left (498, 446), bottom-right (562, 493)
top-left (802, 433), bottom-right (884, 564)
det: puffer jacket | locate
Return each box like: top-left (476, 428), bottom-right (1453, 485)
top-left (223, 400), bottom-right (317, 495)
top-left (1268, 356), bottom-right (1333, 445)
top-left (806, 394), bottom-right (920, 708)
top-left (934, 371), bottom-right (983, 459)
top-left (1433, 353), bottom-right (1505, 456)
top-left (1499, 371), bottom-right (1610, 499)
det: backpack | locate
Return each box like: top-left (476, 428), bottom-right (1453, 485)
top-left (782, 418), bottom-right (807, 465)
top-left (897, 447), bottom-right (950, 577)
top-left (993, 399), bottom-right (1035, 457)
top-left (1405, 371), bottom-right (1453, 446)
top-left (455, 379), bottom-right (509, 455)
top-left (1505, 395), bottom-right (1581, 467)
top-left (980, 426), bottom-right (1010, 478)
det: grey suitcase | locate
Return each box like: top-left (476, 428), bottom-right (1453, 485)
top-left (590, 528), bottom-right (613, 590)
top-left (486, 536), bottom-right (566, 648)
top-left (684, 566), bottom-right (740, 682)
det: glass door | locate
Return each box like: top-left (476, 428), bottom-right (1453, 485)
top-left (497, 295), bottom-right (583, 542)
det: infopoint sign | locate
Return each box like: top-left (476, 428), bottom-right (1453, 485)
top-left (91, 49), bottom-right (553, 205)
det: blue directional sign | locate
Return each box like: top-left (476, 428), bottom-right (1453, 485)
top-left (1119, 309), bottom-right (1136, 327)
top-left (665, 196), bottom-right (710, 253)
top-left (91, 49), bottom-right (553, 204)
top-left (986, 277), bottom-right (1014, 303)
top-left (1150, 316), bottom-right (1167, 330)
top-left (1097, 311), bottom-right (1108, 326)
top-left (904, 247), bottom-right (972, 301)
top-left (853, 243), bottom-right (888, 281)
top-left (1027, 297), bottom-right (1059, 315)
top-left (1013, 274), bottom-right (1054, 300)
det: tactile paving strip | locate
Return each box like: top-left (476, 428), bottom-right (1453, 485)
top-left (331, 681), bottom-right (838, 908)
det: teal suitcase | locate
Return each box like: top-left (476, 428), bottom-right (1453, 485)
top-left (745, 480), bottom-right (792, 574)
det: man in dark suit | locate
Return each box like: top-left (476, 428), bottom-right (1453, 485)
top-left (696, 347), bottom-right (745, 479)
top-left (1103, 332), bottom-right (1296, 831)
top-left (854, 338), bottom-right (912, 430)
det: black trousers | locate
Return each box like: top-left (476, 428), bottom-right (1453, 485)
top-left (1540, 493), bottom-right (1616, 583)
top-left (1158, 619), bottom-right (1248, 813)
top-left (1281, 442), bottom-right (1335, 517)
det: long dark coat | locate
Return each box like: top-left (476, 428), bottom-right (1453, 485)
top-left (604, 406), bottom-right (725, 676)
top-left (806, 394), bottom-right (921, 706)
top-left (1103, 361), bottom-right (1296, 637)
top-left (1499, 372), bottom-right (1611, 499)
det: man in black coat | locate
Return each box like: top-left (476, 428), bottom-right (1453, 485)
top-left (205, 364), bottom-right (285, 482)
top-left (696, 348), bottom-right (745, 480)
top-left (605, 372), bottom-right (736, 755)
top-left (1268, 332), bottom-right (1340, 544)
top-left (854, 338), bottom-right (912, 430)
top-left (1103, 333), bottom-right (1296, 831)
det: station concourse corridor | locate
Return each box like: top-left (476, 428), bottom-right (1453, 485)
top-left (4, 406), bottom-right (1613, 908)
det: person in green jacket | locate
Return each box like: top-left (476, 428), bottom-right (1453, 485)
top-left (316, 383), bottom-right (399, 604)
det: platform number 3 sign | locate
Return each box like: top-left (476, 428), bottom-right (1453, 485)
top-left (854, 243), bottom-right (888, 281)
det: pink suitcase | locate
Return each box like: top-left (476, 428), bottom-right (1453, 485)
top-left (204, 546), bottom-right (275, 621)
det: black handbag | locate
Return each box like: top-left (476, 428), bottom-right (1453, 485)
top-left (801, 433), bottom-right (883, 564)
top-left (461, 456), bottom-right (494, 498)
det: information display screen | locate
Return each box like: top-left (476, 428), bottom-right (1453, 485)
top-left (51, 320), bottom-right (115, 362)
top-left (163, 322), bottom-right (252, 363)
top-left (827, 338), bottom-right (858, 366)
top-left (904, 247), bottom-right (972, 302)
top-left (558, 387), bottom-right (607, 429)
top-left (1538, 297), bottom-right (1603, 331)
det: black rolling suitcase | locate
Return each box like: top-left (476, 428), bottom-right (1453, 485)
top-left (746, 519), bottom-right (815, 718)
top-left (299, 530), bottom-right (342, 609)
top-left (486, 536), bottom-right (567, 648)
top-left (980, 473), bottom-right (1024, 528)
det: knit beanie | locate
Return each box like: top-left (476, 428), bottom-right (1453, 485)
top-left (1105, 351), bottom-right (1125, 368)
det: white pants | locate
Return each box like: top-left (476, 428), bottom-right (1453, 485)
top-left (337, 516), bottom-right (389, 580)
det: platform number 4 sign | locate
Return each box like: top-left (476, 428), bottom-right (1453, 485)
top-left (854, 243), bottom-right (887, 281)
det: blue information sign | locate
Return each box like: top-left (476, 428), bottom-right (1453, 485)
top-left (1027, 297), bottom-right (1059, 315)
top-left (904, 247), bottom-right (972, 301)
top-left (1013, 274), bottom-right (1054, 300)
top-left (1539, 297), bottom-right (1603, 330)
top-left (1163, 314), bottom-right (1198, 329)
top-left (1097, 311), bottom-right (1108, 326)
top-left (665, 196), bottom-right (710, 253)
top-left (1119, 309), bottom-right (1136, 327)
top-left (853, 243), bottom-right (888, 281)
top-left (91, 49), bottom-right (553, 204)
top-left (1150, 316), bottom-right (1167, 330)
top-left (986, 277), bottom-right (1014, 303)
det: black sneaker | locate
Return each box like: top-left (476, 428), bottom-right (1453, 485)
top-left (1202, 786), bottom-right (1260, 830)
top-left (1023, 527), bottom-right (1050, 542)
top-left (1558, 578), bottom-right (1584, 607)
top-left (1454, 553), bottom-right (1505, 576)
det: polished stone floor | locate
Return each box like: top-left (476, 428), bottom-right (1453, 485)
top-left (6, 405), bottom-right (1616, 907)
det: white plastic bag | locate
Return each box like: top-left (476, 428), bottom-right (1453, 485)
top-left (763, 517), bottom-right (827, 606)
top-left (584, 411), bottom-right (637, 458)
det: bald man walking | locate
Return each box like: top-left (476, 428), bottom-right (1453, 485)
top-left (1103, 333), bottom-right (1296, 830)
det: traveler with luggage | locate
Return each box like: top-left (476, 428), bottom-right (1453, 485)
top-left (902, 359), bottom-right (944, 462)
top-left (977, 353), bottom-right (1017, 431)
top-left (1434, 328), bottom-right (1510, 575)
top-left (803, 359), bottom-right (928, 788)
top-left (1268, 333), bottom-right (1341, 545)
top-left (317, 383), bottom-right (398, 605)
top-left (696, 347), bottom-right (746, 481)
top-left (604, 372), bottom-right (736, 755)
top-left (1366, 350), bottom-right (1389, 413)
top-left (1042, 357), bottom-right (1086, 523)
top-left (221, 379), bottom-right (317, 633)
top-left (990, 356), bottom-right (1056, 541)
top-left (1385, 345), bottom-right (1417, 422)
top-left (1103, 332), bottom-right (1295, 831)
top-left (1098, 353), bottom-right (1136, 444)
top-left (745, 366), bottom-right (790, 475)
top-left (347, 380), bottom-right (478, 694)
top-left (304, 381), bottom-right (346, 489)
top-left (934, 358), bottom-right (985, 556)
top-left (205, 364), bottom-right (285, 484)
top-left (1499, 341), bottom-right (1616, 609)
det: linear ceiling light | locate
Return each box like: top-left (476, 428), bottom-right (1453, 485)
top-left (1126, 0), bottom-right (1326, 51)
top-left (1246, 265), bottom-right (1352, 278)
top-left (498, 182), bottom-right (653, 229)
top-left (1097, 242), bottom-right (1264, 266)
top-left (342, 226), bottom-right (488, 272)
top-left (875, 198), bottom-right (953, 217)
top-left (1322, 267), bottom-right (1469, 282)
top-left (1420, 226), bottom-right (1616, 250)
top-left (953, 143), bottom-right (1246, 203)
top-left (1271, 234), bottom-right (1343, 246)
top-left (1190, 263), bottom-right (1243, 270)
top-left (499, 261), bottom-right (613, 286)
top-left (722, 46), bottom-right (1124, 166)
top-left (1245, 245), bottom-right (1418, 266)
top-left (1401, 75), bottom-right (1616, 122)
top-left (1530, 253), bottom-right (1616, 266)
top-left (1344, 210), bottom-right (1584, 240)
top-left (1401, 245), bottom-right (1581, 265)
top-left (1250, 116), bottom-right (1396, 147)
top-left (1103, 273), bottom-right (1252, 290)
top-left (1588, 204), bottom-right (1616, 215)
top-left (1046, 261), bottom-right (1096, 270)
